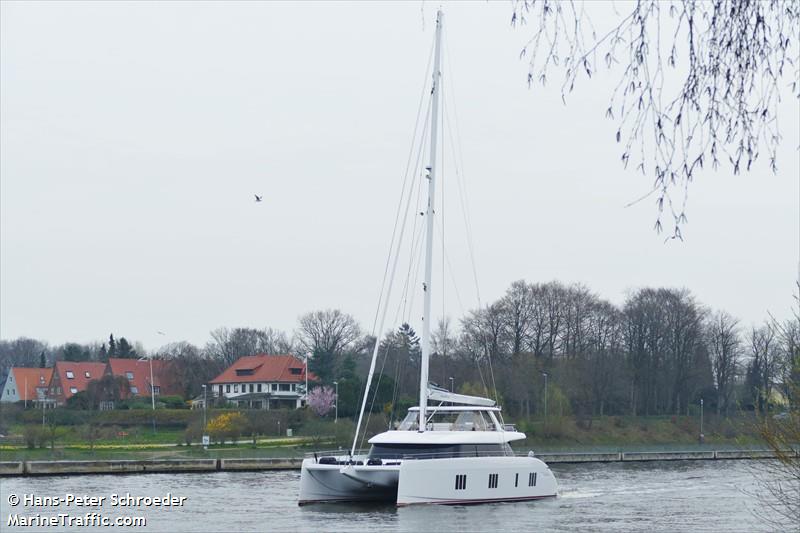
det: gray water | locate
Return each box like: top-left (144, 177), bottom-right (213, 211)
top-left (0, 461), bottom-right (786, 532)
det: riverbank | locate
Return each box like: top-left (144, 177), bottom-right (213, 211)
top-left (1, 448), bottom-right (795, 477)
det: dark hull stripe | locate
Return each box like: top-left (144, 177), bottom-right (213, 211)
top-left (396, 494), bottom-right (556, 507)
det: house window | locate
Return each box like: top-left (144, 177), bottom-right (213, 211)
top-left (455, 474), bottom-right (467, 490)
top-left (234, 384), bottom-right (239, 393)
top-left (271, 384), bottom-right (278, 391)
top-left (226, 384), bottom-right (231, 393)
top-left (69, 387), bottom-right (78, 394)
top-left (66, 371), bottom-right (74, 379)
top-left (528, 472), bottom-right (537, 487)
top-left (85, 371), bottom-right (91, 378)
top-left (126, 372), bottom-right (134, 380)
top-left (488, 473), bottom-right (499, 489)
top-left (152, 386), bottom-right (160, 395)
top-left (279, 384), bottom-right (290, 392)
top-left (131, 386), bottom-right (139, 394)
top-left (249, 384), bottom-right (254, 393)
top-left (218, 385), bottom-right (223, 396)
top-left (257, 384), bottom-right (262, 392)
top-left (291, 384), bottom-right (296, 391)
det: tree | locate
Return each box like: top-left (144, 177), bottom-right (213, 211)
top-left (108, 334), bottom-right (117, 358)
top-left (296, 310), bottom-right (361, 383)
top-left (307, 386), bottom-right (335, 417)
top-left (512, 0), bottom-right (800, 237)
top-left (205, 327), bottom-right (294, 367)
top-left (159, 342), bottom-right (223, 399)
top-left (706, 310), bottom-right (742, 415)
top-left (39, 351), bottom-right (46, 368)
top-left (117, 337), bottom-right (137, 359)
top-left (61, 343), bottom-right (90, 362)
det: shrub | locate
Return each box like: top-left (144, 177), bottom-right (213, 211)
top-left (207, 412), bottom-right (247, 444)
top-left (23, 425), bottom-right (45, 449)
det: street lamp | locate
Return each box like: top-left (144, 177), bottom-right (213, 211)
top-left (333, 381), bottom-right (338, 423)
top-left (201, 384), bottom-right (208, 450)
top-left (138, 356), bottom-right (156, 434)
top-left (449, 377), bottom-right (454, 393)
top-left (541, 372), bottom-right (548, 429)
top-left (699, 398), bottom-right (704, 444)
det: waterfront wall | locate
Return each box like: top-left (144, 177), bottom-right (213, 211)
top-left (1, 449), bottom-right (796, 477)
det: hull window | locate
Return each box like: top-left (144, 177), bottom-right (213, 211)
top-left (515, 473), bottom-right (519, 487)
top-left (455, 474), bottom-right (467, 490)
top-left (488, 473), bottom-right (498, 489)
top-left (528, 472), bottom-right (537, 487)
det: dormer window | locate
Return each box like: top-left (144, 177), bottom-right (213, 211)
top-left (66, 371), bottom-right (74, 379)
top-left (85, 371), bottom-right (91, 378)
top-left (290, 368), bottom-right (302, 375)
top-left (236, 369), bottom-right (255, 376)
top-left (126, 372), bottom-right (134, 380)
top-left (69, 387), bottom-right (78, 394)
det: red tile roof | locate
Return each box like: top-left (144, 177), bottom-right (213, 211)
top-left (106, 358), bottom-right (179, 397)
top-left (210, 354), bottom-right (315, 384)
top-left (51, 361), bottom-right (108, 400)
top-left (8, 368), bottom-right (53, 401)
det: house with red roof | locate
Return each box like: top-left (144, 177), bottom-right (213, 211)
top-left (209, 354), bottom-right (314, 409)
top-left (0, 367), bottom-right (55, 406)
top-left (105, 358), bottom-right (179, 400)
top-left (48, 361), bottom-right (108, 406)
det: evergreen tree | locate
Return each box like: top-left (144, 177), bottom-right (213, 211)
top-left (117, 337), bottom-right (136, 359)
top-left (108, 334), bottom-right (117, 358)
top-left (63, 343), bottom-right (89, 362)
top-left (39, 351), bottom-right (46, 368)
top-left (99, 343), bottom-right (108, 362)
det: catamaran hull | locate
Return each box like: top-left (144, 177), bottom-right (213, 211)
top-left (395, 456), bottom-right (557, 506)
top-left (298, 456), bottom-right (556, 506)
top-left (298, 459), bottom-right (400, 505)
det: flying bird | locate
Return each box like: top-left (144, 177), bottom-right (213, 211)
top-left (254, 194), bottom-right (263, 202)
top-left (157, 331), bottom-right (165, 336)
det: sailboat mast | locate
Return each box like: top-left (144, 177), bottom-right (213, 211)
top-left (419, 9), bottom-right (443, 433)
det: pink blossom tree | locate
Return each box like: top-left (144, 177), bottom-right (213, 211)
top-left (307, 386), bottom-right (335, 417)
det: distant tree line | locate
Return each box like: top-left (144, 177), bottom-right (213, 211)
top-left (1, 280), bottom-right (797, 418)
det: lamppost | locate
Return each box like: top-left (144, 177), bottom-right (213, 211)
top-left (304, 353), bottom-right (309, 407)
top-left (699, 398), bottom-right (704, 444)
top-left (201, 384), bottom-right (208, 450)
top-left (138, 356), bottom-right (156, 434)
top-left (333, 381), bottom-right (338, 423)
top-left (541, 372), bottom-right (549, 429)
top-left (449, 377), bottom-right (454, 393)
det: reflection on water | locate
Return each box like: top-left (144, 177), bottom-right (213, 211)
top-left (0, 461), bottom-right (778, 532)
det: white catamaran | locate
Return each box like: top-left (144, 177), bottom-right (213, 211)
top-left (298, 10), bottom-right (558, 507)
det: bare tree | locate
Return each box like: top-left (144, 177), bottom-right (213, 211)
top-left (296, 309), bottom-right (362, 383)
top-left (205, 326), bottom-right (293, 366)
top-left (747, 323), bottom-right (782, 413)
top-left (706, 310), bottom-right (742, 415)
top-left (512, 0), bottom-right (800, 237)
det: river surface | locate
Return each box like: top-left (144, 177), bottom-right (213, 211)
top-left (0, 460), bottom-right (785, 532)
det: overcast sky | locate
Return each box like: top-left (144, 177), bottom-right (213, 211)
top-left (2, 1), bottom-right (798, 352)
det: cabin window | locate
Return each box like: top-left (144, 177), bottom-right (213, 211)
top-left (515, 473), bottom-right (519, 487)
top-left (69, 387), bottom-right (78, 394)
top-left (529, 472), bottom-right (537, 487)
top-left (455, 474), bottom-right (467, 490)
top-left (126, 372), bottom-right (134, 380)
top-left (66, 371), bottom-right (74, 379)
top-left (488, 473), bottom-right (498, 489)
